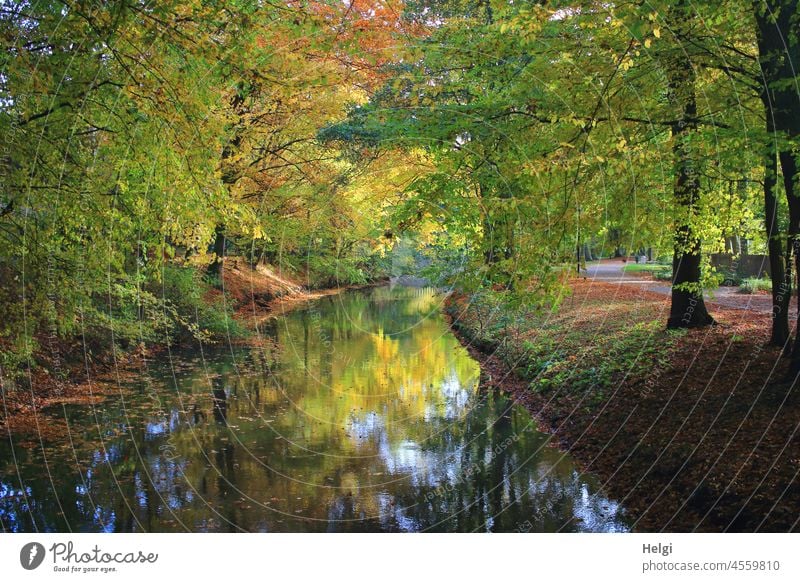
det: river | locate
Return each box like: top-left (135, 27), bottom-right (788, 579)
top-left (0, 285), bottom-right (628, 532)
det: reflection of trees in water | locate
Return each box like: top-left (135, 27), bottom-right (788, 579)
top-left (0, 288), bottom-right (628, 532)
top-left (353, 392), bottom-right (627, 533)
top-left (212, 378), bottom-right (228, 424)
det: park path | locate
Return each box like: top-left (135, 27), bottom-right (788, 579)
top-left (582, 259), bottom-right (789, 316)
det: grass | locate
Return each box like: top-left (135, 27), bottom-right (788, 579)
top-left (622, 263), bottom-right (673, 281)
top-left (446, 280), bottom-right (680, 400)
top-left (622, 263), bottom-right (671, 273)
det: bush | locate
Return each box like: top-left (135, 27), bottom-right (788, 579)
top-left (738, 277), bottom-right (771, 294)
top-left (0, 335), bottom-right (37, 387)
top-left (79, 265), bottom-right (247, 354)
top-left (156, 265), bottom-right (247, 341)
top-left (303, 254), bottom-right (369, 289)
top-left (718, 269), bottom-right (742, 287)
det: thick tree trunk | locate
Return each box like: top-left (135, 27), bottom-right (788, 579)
top-left (665, 14), bottom-right (714, 329)
top-left (764, 134), bottom-right (790, 346)
top-left (209, 90), bottom-right (246, 279)
top-left (668, 170), bottom-right (715, 327)
top-left (781, 151), bottom-right (800, 367)
top-left (668, 238), bottom-right (715, 328)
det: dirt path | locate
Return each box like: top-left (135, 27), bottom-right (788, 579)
top-left (583, 259), bottom-right (791, 316)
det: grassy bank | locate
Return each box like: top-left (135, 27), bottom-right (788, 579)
top-left (0, 257), bottom-right (384, 433)
top-left (445, 280), bottom-right (799, 532)
top-left (447, 281), bottom-right (682, 400)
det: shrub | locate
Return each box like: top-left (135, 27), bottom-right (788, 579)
top-left (80, 265), bottom-right (247, 354)
top-left (718, 269), bottom-right (742, 287)
top-left (738, 277), bottom-right (771, 294)
top-left (304, 254), bottom-right (368, 289)
top-left (156, 265), bottom-right (247, 341)
top-left (0, 335), bottom-right (37, 388)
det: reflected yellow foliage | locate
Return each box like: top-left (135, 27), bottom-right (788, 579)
top-left (0, 287), bottom-right (628, 533)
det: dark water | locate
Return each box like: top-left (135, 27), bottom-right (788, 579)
top-left (0, 286), bottom-right (628, 532)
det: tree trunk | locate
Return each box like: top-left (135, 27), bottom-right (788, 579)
top-left (782, 150), bottom-right (800, 367)
top-left (207, 224), bottom-right (226, 277)
top-left (665, 12), bottom-right (714, 329)
top-left (755, 0), bottom-right (800, 363)
top-left (209, 89), bottom-right (246, 279)
top-left (764, 131), bottom-right (790, 346)
top-left (583, 243), bottom-right (593, 262)
top-left (669, 244), bottom-right (714, 328)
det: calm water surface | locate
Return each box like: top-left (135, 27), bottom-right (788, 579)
top-left (1, 286), bottom-right (628, 532)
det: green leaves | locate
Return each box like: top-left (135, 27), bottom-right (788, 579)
top-left (0, 0), bottom-right (793, 362)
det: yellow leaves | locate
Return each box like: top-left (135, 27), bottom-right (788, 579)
top-left (616, 138), bottom-right (628, 151)
top-left (641, 12), bottom-right (660, 47)
top-left (644, 26), bottom-right (659, 49)
top-left (498, 4), bottom-right (548, 36)
top-left (252, 224), bottom-right (267, 241)
top-left (620, 55), bottom-right (634, 71)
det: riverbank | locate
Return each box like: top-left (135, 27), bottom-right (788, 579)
top-left (0, 259), bottom-right (383, 435)
top-left (445, 279), bottom-right (799, 532)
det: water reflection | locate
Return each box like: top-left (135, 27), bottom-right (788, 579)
top-left (211, 379), bottom-right (228, 424)
top-left (0, 286), bottom-right (628, 532)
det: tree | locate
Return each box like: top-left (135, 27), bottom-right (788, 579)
top-left (754, 0), bottom-right (800, 357)
top-left (663, 1), bottom-right (715, 327)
